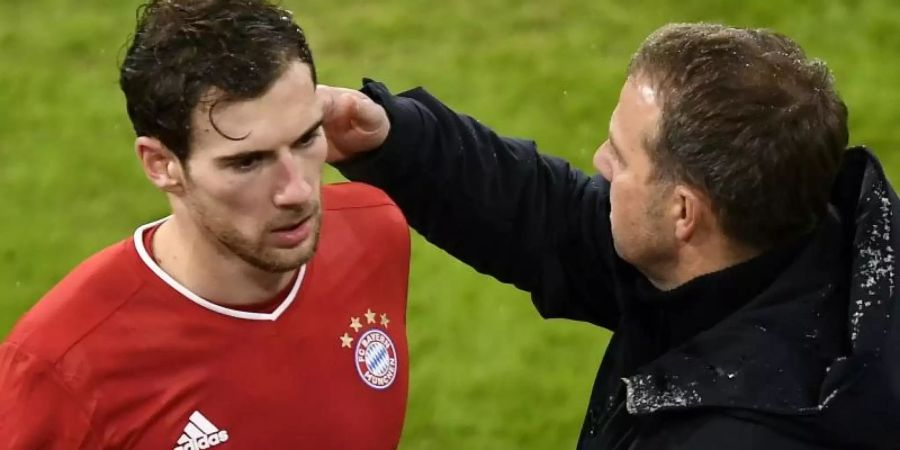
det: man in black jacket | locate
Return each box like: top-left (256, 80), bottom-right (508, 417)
top-left (321, 23), bottom-right (900, 449)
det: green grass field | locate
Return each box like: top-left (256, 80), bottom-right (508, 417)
top-left (2, 1), bottom-right (898, 448)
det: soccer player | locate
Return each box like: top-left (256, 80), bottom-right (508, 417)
top-left (0, 1), bottom-right (409, 449)
top-left (321, 24), bottom-right (900, 449)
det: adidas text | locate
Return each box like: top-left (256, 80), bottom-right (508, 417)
top-left (173, 431), bottom-right (229, 450)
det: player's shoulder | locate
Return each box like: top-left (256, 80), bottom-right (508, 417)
top-left (322, 182), bottom-right (398, 211)
top-left (319, 183), bottom-right (409, 255)
top-left (5, 237), bottom-right (144, 363)
top-left (322, 182), bottom-right (407, 230)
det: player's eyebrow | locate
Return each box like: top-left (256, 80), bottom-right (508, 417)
top-left (215, 117), bottom-right (323, 165)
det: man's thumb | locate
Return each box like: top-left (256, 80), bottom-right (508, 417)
top-left (350, 96), bottom-right (387, 135)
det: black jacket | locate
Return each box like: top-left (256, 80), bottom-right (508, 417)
top-left (336, 81), bottom-right (900, 449)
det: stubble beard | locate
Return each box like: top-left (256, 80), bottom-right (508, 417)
top-left (225, 209), bottom-right (322, 273)
top-left (190, 199), bottom-right (323, 274)
top-left (612, 192), bottom-right (671, 270)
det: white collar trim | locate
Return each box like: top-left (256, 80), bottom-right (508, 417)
top-left (133, 217), bottom-right (305, 322)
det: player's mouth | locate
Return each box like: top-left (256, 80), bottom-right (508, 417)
top-left (270, 215), bottom-right (315, 248)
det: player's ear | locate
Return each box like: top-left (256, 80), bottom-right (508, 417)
top-left (673, 184), bottom-right (709, 242)
top-left (136, 136), bottom-right (186, 194)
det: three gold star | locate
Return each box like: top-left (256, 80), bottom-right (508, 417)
top-left (341, 309), bottom-right (392, 348)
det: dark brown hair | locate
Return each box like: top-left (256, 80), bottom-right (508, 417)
top-left (630, 23), bottom-right (848, 250)
top-left (120, 0), bottom-right (316, 161)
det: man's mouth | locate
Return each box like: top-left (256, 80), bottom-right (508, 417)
top-left (270, 214), bottom-right (315, 248)
top-left (271, 216), bottom-right (310, 232)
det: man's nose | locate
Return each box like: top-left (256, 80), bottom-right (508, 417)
top-left (273, 152), bottom-right (313, 207)
top-left (593, 142), bottom-right (613, 181)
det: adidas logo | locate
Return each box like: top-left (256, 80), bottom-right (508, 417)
top-left (173, 410), bottom-right (229, 450)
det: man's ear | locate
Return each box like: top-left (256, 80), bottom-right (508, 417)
top-left (135, 136), bottom-right (186, 194)
top-left (673, 184), bottom-right (710, 242)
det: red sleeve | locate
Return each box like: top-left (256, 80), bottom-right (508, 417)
top-left (0, 343), bottom-right (101, 450)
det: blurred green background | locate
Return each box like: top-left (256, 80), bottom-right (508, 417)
top-left (1, 0), bottom-right (898, 448)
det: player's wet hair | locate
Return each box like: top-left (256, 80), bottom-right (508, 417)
top-left (120, 0), bottom-right (316, 161)
top-left (629, 23), bottom-right (848, 250)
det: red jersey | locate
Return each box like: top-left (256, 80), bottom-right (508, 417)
top-left (0, 183), bottom-right (410, 450)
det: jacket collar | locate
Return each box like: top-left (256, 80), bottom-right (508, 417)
top-left (621, 147), bottom-right (900, 446)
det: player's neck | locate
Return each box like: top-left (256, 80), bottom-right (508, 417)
top-left (152, 217), bottom-right (296, 306)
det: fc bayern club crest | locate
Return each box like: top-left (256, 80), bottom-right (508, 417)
top-left (339, 308), bottom-right (399, 390)
top-left (354, 329), bottom-right (398, 389)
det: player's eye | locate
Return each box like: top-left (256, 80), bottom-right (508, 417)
top-left (294, 127), bottom-right (322, 150)
top-left (229, 154), bottom-right (266, 172)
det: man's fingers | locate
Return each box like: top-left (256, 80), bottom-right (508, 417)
top-left (319, 86), bottom-right (351, 125)
top-left (318, 85), bottom-right (336, 119)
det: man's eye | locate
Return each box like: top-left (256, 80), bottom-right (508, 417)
top-left (295, 129), bottom-right (322, 149)
top-left (230, 155), bottom-right (263, 172)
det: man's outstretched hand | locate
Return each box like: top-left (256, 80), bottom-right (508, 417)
top-left (318, 85), bottom-right (390, 163)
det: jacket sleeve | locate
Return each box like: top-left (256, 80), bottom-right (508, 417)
top-left (0, 342), bottom-right (101, 450)
top-left (335, 80), bottom-right (620, 328)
